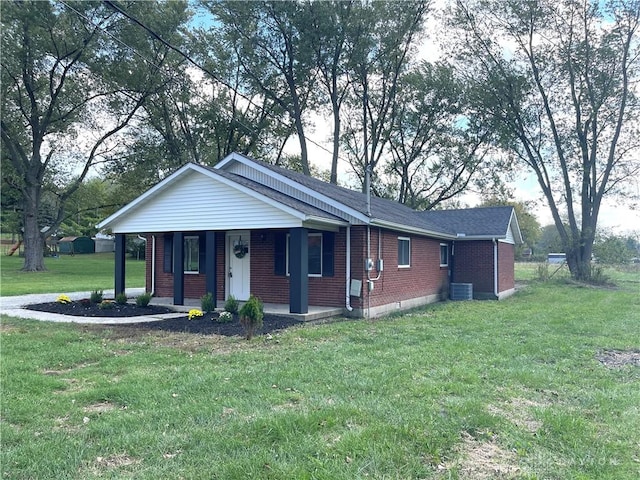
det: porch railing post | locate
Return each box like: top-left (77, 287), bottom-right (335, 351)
top-left (289, 227), bottom-right (308, 314)
top-left (115, 234), bottom-right (126, 296)
top-left (205, 231), bottom-right (217, 308)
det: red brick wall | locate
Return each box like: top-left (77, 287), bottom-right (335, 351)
top-left (146, 226), bottom-right (515, 308)
top-left (348, 226), bottom-right (449, 309)
top-left (452, 240), bottom-right (516, 296)
top-left (251, 229), bottom-right (346, 307)
top-left (452, 240), bottom-right (495, 295)
top-left (148, 229), bottom-right (346, 307)
top-left (145, 229), bottom-right (513, 306)
top-left (498, 241), bottom-right (515, 292)
top-left (250, 230), bottom-right (288, 304)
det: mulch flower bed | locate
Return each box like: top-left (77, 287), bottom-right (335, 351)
top-left (26, 301), bottom-right (174, 318)
top-left (25, 301), bottom-right (304, 337)
top-left (136, 314), bottom-right (304, 337)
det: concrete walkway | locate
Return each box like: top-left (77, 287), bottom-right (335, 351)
top-left (0, 289), bottom-right (186, 325)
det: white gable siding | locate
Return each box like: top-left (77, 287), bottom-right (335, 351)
top-left (502, 223), bottom-right (516, 244)
top-left (227, 162), bottom-right (365, 224)
top-left (110, 172), bottom-right (302, 233)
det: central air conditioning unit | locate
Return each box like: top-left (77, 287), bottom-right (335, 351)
top-left (450, 283), bottom-right (473, 301)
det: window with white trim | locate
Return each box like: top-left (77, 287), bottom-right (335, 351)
top-left (184, 236), bottom-right (200, 273)
top-left (398, 237), bottom-right (410, 267)
top-left (440, 243), bottom-right (449, 267)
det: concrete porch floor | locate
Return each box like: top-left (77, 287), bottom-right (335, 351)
top-left (150, 297), bottom-right (344, 322)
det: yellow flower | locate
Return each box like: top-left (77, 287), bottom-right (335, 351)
top-left (56, 294), bottom-right (71, 304)
top-left (188, 309), bottom-right (203, 320)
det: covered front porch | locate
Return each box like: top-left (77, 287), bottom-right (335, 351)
top-left (112, 225), bottom-right (345, 316)
top-left (149, 296), bottom-right (344, 322)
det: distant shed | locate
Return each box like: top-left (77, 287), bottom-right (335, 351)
top-left (58, 236), bottom-right (95, 254)
top-left (93, 237), bottom-right (115, 253)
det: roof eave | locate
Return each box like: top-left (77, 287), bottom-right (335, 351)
top-left (454, 234), bottom-right (506, 241)
top-left (371, 219), bottom-right (455, 240)
top-left (509, 209), bottom-right (524, 244)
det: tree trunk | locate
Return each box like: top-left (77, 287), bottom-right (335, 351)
top-left (21, 183), bottom-right (46, 271)
top-left (566, 250), bottom-right (591, 281)
top-left (329, 106), bottom-right (340, 185)
top-left (564, 228), bottom-right (595, 282)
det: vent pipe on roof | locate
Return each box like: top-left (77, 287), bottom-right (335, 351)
top-left (365, 164), bottom-right (372, 217)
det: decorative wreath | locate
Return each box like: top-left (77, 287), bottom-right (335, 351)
top-left (233, 239), bottom-right (248, 258)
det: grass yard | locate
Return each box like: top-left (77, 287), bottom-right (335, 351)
top-left (0, 253), bottom-right (145, 296)
top-left (2, 269), bottom-right (639, 479)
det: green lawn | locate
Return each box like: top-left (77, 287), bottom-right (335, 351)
top-left (0, 253), bottom-right (145, 296)
top-left (2, 272), bottom-right (639, 479)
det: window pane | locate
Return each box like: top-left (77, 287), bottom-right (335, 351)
top-left (184, 237), bottom-right (199, 272)
top-left (440, 244), bottom-right (448, 266)
top-left (308, 234), bottom-right (322, 275)
top-left (398, 238), bottom-right (410, 266)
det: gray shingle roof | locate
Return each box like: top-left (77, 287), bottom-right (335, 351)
top-left (214, 155), bottom-right (517, 240)
top-left (251, 159), bottom-right (448, 233)
top-left (418, 206), bottom-right (515, 237)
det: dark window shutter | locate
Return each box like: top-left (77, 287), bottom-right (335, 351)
top-left (274, 231), bottom-right (286, 276)
top-left (198, 233), bottom-right (206, 274)
top-left (163, 234), bottom-right (173, 273)
top-left (322, 232), bottom-right (335, 277)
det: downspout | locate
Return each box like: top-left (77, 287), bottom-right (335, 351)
top-left (450, 241), bottom-right (455, 283)
top-left (137, 235), bottom-right (153, 295)
top-left (493, 238), bottom-right (498, 299)
top-left (345, 226), bottom-right (352, 312)
top-left (151, 235), bottom-right (156, 296)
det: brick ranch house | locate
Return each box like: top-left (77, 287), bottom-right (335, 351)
top-left (97, 152), bottom-right (522, 318)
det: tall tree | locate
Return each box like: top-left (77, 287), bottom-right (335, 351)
top-left (449, 0), bottom-right (640, 280)
top-left (386, 61), bottom-right (496, 209)
top-left (306, 0), bottom-right (359, 184)
top-left (342, 0), bottom-right (430, 191)
top-left (205, 0), bottom-right (318, 175)
top-left (1, 0), bottom-right (189, 271)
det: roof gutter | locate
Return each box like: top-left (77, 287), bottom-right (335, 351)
top-left (370, 218), bottom-right (455, 240)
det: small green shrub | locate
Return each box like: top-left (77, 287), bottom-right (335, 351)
top-left (98, 300), bottom-right (115, 310)
top-left (115, 292), bottom-right (128, 305)
top-left (90, 289), bottom-right (104, 304)
top-left (239, 295), bottom-right (263, 340)
top-left (590, 265), bottom-right (610, 285)
top-left (536, 263), bottom-right (550, 281)
top-left (136, 292), bottom-right (152, 307)
top-left (201, 292), bottom-right (215, 313)
top-left (224, 295), bottom-right (239, 314)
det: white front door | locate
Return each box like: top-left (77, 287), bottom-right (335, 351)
top-left (227, 231), bottom-right (250, 301)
